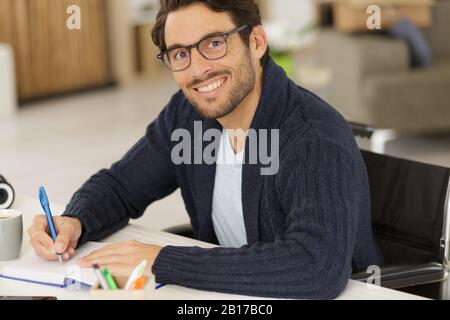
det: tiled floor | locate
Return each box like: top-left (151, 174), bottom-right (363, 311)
top-left (1, 75), bottom-right (449, 231)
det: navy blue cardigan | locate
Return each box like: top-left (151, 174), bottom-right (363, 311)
top-left (63, 58), bottom-right (382, 299)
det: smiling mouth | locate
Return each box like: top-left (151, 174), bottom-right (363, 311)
top-left (193, 77), bottom-right (228, 94)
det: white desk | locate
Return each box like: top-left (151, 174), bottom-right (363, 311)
top-left (0, 196), bottom-right (427, 300)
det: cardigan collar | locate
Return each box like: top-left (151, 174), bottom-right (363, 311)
top-left (192, 57), bottom-right (290, 245)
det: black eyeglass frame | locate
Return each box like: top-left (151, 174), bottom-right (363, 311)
top-left (157, 24), bottom-right (249, 72)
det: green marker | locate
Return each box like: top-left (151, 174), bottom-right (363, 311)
top-left (102, 268), bottom-right (118, 290)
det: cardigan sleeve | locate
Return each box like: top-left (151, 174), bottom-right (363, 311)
top-left (62, 103), bottom-right (179, 245)
top-left (152, 135), bottom-right (362, 299)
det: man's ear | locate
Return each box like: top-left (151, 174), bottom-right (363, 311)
top-left (249, 25), bottom-right (268, 62)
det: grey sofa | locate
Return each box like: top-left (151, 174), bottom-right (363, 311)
top-left (313, 0), bottom-right (450, 134)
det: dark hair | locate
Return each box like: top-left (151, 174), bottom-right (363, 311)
top-left (151, 0), bottom-right (270, 67)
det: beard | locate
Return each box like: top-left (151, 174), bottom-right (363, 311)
top-left (183, 51), bottom-right (256, 120)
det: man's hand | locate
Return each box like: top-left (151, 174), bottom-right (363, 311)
top-left (28, 215), bottom-right (82, 261)
top-left (79, 240), bottom-right (162, 276)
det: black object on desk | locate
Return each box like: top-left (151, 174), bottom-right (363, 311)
top-left (0, 175), bottom-right (15, 209)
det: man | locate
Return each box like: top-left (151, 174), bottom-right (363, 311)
top-left (28, 0), bottom-right (382, 299)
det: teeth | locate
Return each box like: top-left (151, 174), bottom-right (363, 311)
top-left (198, 79), bottom-right (225, 93)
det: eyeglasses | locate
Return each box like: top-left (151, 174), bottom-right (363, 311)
top-left (157, 25), bottom-right (249, 72)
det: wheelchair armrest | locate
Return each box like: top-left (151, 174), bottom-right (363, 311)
top-left (351, 262), bottom-right (446, 289)
top-left (348, 121), bottom-right (375, 139)
top-left (163, 223), bottom-right (195, 239)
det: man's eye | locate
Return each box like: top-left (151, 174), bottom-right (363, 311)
top-left (208, 40), bottom-right (224, 49)
top-left (172, 50), bottom-right (189, 61)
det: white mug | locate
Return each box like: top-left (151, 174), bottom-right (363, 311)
top-left (0, 209), bottom-right (23, 261)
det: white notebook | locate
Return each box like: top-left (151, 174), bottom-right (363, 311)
top-left (0, 242), bottom-right (107, 288)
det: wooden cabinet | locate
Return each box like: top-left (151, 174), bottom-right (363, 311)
top-left (0, 0), bottom-right (111, 101)
top-left (134, 24), bottom-right (166, 76)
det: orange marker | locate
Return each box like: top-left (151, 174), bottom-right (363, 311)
top-left (132, 276), bottom-right (146, 290)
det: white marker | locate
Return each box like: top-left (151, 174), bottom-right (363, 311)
top-left (124, 260), bottom-right (148, 290)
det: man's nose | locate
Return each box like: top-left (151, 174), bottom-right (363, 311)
top-left (189, 48), bottom-right (213, 76)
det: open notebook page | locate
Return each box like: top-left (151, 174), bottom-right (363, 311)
top-left (0, 242), bottom-right (107, 287)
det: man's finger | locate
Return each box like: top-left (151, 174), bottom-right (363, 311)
top-left (98, 263), bottom-right (133, 277)
top-left (68, 238), bottom-right (79, 251)
top-left (80, 243), bottom-right (127, 261)
top-left (54, 223), bottom-right (76, 253)
top-left (28, 216), bottom-right (49, 238)
top-left (62, 252), bottom-right (71, 260)
top-left (30, 239), bottom-right (58, 261)
top-left (63, 247), bottom-right (76, 260)
top-left (32, 215), bottom-right (48, 230)
top-left (79, 254), bottom-right (125, 268)
top-left (30, 229), bottom-right (55, 250)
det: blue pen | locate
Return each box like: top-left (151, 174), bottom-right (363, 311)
top-left (39, 186), bottom-right (63, 265)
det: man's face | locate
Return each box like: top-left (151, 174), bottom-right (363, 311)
top-left (164, 4), bottom-right (257, 119)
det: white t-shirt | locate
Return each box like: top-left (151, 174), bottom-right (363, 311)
top-left (212, 130), bottom-right (248, 248)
